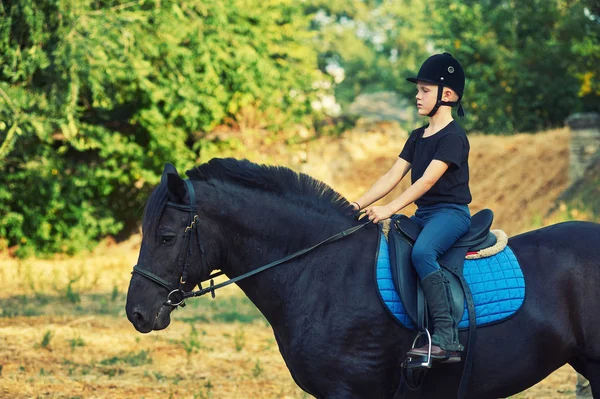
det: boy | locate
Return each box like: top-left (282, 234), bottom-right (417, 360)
top-left (352, 53), bottom-right (471, 362)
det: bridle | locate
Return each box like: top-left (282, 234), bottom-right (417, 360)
top-left (132, 178), bottom-right (372, 308)
top-left (132, 179), bottom-right (217, 307)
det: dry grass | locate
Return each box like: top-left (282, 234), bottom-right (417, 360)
top-left (0, 126), bottom-right (585, 398)
top-left (0, 314), bottom-right (305, 399)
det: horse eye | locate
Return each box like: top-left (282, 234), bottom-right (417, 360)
top-left (161, 234), bottom-right (176, 245)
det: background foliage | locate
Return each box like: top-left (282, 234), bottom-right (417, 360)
top-left (429, 0), bottom-right (600, 133)
top-left (0, 0), bottom-right (598, 255)
top-left (0, 0), bottom-right (320, 256)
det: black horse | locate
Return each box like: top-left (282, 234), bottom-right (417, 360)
top-left (126, 158), bottom-right (600, 398)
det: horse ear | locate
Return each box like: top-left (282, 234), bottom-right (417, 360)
top-left (161, 163), bottom-right (178, 185)
top-left (167, 172), bottom-right (188, 203)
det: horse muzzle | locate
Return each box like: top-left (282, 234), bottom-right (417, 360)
top-left (127, 303), bottom-right (173, 333)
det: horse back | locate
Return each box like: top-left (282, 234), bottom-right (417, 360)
top-left (508, 221), bottom-right (600, 354)
top-left (509, 221), bottom-right (600, 272)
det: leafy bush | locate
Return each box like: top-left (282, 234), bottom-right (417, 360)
top-left (0, 0), bottom-right (322, 256)
top-left (429, 0), bottom-right (600, 133)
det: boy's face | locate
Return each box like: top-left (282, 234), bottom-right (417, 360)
top-left (415, 82), bottom-right (438, 116)
top-left (415, 82), bottom-right (457, 116)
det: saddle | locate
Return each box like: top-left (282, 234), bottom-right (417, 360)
top-left (389, 208), bottom-right (496, 329)
top-left (389, 209), bottom-right (510, 399)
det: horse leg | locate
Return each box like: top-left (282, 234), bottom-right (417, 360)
top-left (582, 359), bottom-right (600, 398)
top-left (571, 357), bottom-right (600, 398)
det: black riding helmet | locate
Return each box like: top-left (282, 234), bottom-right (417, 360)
top-left (407, 52), bottom-right (465, 118)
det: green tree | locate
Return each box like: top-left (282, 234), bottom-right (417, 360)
top-left (429, 0), bottom-right (600, 133)
top-left (306, 0), bottom-right (429, 108)
top-left (0, 0), bottom-right (321, 256)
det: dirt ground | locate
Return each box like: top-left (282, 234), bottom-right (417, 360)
top-left (0, 126), bottom-right (588, 398)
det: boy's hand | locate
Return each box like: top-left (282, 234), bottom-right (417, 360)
top-left (365, 205), bottom-right (394, 223)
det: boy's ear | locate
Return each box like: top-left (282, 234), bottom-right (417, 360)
top-left (167, 173), bottom-right (188, 204)
top-left (443, 88), bottom-right (458, 102)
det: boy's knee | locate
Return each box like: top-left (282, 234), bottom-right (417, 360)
top-left (412, 246), bottom-right (436, 267)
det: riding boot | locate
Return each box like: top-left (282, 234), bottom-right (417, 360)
top-left (407, 270), bottom-right (463, 361)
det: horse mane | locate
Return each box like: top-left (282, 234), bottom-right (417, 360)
top-left (142, 158), bottom-right (354, 244)
top-left (186, 158), bottom-right (353, 215)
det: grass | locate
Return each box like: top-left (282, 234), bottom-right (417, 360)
top-left (233, 327), bottom-right (246, 352)
top-left (180, 296), bottom-right (266, 325)
top-left (0, 292), bottom-right (126, 318)
top-left (111, 285), bottom-right (119, 301)
top-left (35, 330), bottom-right (54, 350)
top-left (0, 290), bottom-right (267, 329)
top-left (69, 336), bottom-right (85, 351)
top-left (99, 350), bottom-right (152, 367)
top-left (178, 323), bottom-right (205, 359)
top-left (97, 350), bottom-right (152, 378)
top-left (64, 276), bottom-right (82, 304)
top-left (194, 381), bottom-right (214, 399)
top-left (252, 359), bottom-right (264, 377)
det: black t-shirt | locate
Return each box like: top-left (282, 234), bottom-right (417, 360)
top-left (399, 121), bottom-right (472, 207)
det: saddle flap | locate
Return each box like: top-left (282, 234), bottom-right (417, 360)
top-left (389, 225), bottom-right (421, 326)
top-left (388, 224), bottom-right (465, 329)
top-left (393, 214), bottom-right (422, 243)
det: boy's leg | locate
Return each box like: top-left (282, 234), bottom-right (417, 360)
top-left (410, 209), bottom-right (470, 280)
top-left (408, 209), bottom-right (470, 359)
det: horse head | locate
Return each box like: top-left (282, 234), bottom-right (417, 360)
top-left (125, 163), bottom-right (218, 333)
top-left (125, 158), bottom-right (357, 333)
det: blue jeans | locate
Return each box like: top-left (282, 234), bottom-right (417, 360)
top-left (410, 203), bottom-right (471, 280)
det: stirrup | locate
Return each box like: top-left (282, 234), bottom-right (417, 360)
top-left (403, 329), bottom-right (433, 369)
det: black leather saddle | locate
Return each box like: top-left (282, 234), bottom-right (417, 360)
top-left (389, 209), bottom-right (496, 329)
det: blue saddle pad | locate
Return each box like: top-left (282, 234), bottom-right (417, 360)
top-left (376, 233), bottom-right (525, 330)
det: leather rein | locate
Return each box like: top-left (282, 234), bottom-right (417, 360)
top-left (132, 179), bottom-right (371, 308)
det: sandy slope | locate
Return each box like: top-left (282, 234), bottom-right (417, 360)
top-left (297, 125), bottom-right (570, 236)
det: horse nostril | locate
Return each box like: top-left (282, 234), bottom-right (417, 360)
top-left (129, 310), bottom-right (145, 326)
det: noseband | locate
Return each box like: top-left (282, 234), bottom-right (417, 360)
top-left (132, 178), bottom-right (371, 308)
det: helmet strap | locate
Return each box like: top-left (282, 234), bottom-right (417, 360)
top-left (427, 85), bottom-right (465, 118)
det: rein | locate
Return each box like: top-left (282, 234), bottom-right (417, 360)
top-left (132, 179), bottom-right (371, 308)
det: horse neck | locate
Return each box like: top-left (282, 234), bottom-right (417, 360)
top-left (220, 192), bottom-right (351, 273)
top-left (203, 184), bottom-right (356, 320)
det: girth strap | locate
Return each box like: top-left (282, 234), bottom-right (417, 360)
top-left (443, 260), bottom-right (477, 399)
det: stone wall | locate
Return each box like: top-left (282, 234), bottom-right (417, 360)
top-left (566, 112), bottom-right (600, 183)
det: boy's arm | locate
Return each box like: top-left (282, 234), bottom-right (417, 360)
top-left (354, 157), bottom-right (411, 209)
top-left (366, 160), bottom-right (449, 222)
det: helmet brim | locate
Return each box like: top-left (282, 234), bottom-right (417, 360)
top-left (406, 77), bottom-right (439, 86)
